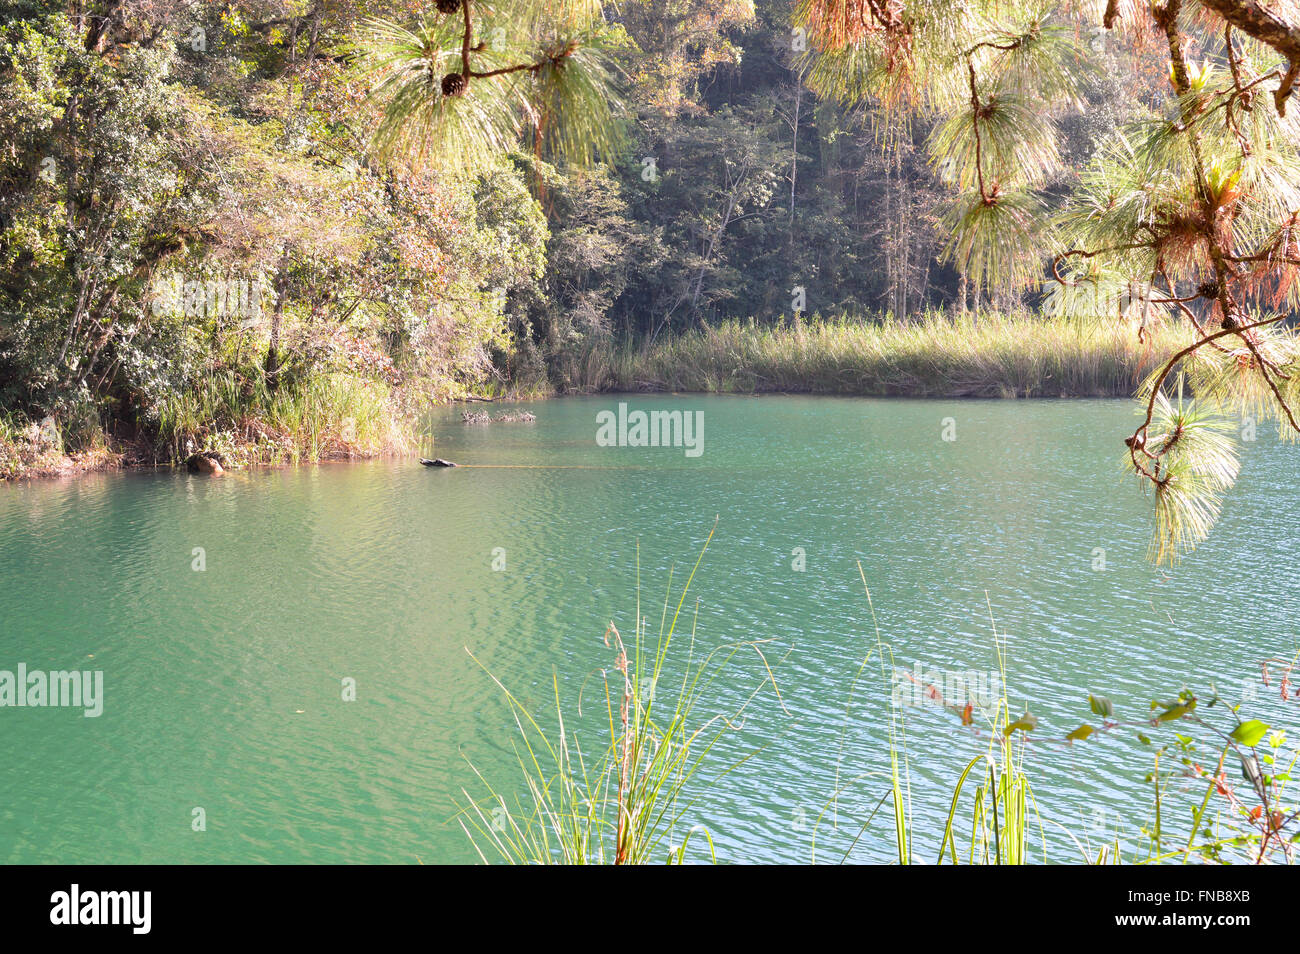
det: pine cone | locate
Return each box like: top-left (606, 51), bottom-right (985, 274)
top-left (436, 0), bottom-right (462, 14)
top-left (1196, 279), bottom-right (1219, 300)
top-left (441, 73), bottom-right (467, 97)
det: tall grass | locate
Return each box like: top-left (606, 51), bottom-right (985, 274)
top-left (0, 409), bottom-right (118, 480)
top-left (563, 310), bottom-right (1191, 398)
top-left (155, 369), bottom-right (410, 467)
top-left (456, 534), bottom-right (1049, 866)
top-left (931, 613), bottom-right (1038, 866)
top-left (816, 571), bottom-right (1043, 864)
top-left (456, 523), bottom-right (788, 864)
top-left (454, 543), bottom-right (1296, 865)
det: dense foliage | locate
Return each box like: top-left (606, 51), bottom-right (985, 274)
top-left (0, 0), bottom-right (550, 464)
top-left (3, 0), bottom-right (1300, 562)
top-left (0, 2), bottom-right (1148, 430)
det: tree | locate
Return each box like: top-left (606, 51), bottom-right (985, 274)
top-left (0, 10), bottom-right (208, 426)
top-left (611, 0), bottom-right (756, 116)
top-left (0, 0), bottom-right (556, 456)
top-left (799, 0), bottom-right (1300, 563)
top-left (360, 0), bottom-right (627, 172)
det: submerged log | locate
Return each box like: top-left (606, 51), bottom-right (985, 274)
top-left (419, 458), bottom-right (458, 467)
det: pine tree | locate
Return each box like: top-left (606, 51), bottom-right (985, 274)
top-left (361, 0), bottom-right (627, 173)
top-left (799, 0), bottom-right (1300, 562)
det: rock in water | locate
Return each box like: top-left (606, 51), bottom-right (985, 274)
top-left (187, 453), bottom-right (224, 475)
top-left (419, 458), bottom-right (458, 468)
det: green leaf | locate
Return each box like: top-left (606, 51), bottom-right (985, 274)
top-left (1066, 724), bottom-right (1094, 742)
top-left (1003, 712), bottom-right (1038, 736)
top-left (1088, 693), bottom-right (1113, 717)
top-left (1230, 720), bottom-right (1270, 747)
top-left (1156, 698), bottom-right (1196, 722)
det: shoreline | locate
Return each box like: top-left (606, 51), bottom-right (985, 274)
top-left (0, 440), bottom-right (395, 485)
top-left (551, 314), bottom-right (1189, 399)
top-left (2, 388), bottom-right (1140, 485)
top-left (3, 312), bottom-right (1185, 484)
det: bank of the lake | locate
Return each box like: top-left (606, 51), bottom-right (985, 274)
top-left (1, 371), bottom-right (413, 482)
top-left (1, 313), bottom-right (1188, 482)
top-left (567, 313), bottom-right (1190, 398)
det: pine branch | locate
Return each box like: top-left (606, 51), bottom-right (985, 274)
top-left (1198, 0), bottom-right (1300, 114)
top-left (1127, 315), bottom-right (1287, 481)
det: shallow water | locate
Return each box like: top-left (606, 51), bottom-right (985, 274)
top-left (0, 395), bottom-right (1296, 863)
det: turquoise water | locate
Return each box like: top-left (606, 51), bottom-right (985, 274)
top-left (0, 395), bottom-right (1296, 863)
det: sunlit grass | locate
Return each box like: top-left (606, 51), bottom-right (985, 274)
top-left (455, 522), bottom-right (788, 864)
top-left (565, 310), bottom-right (1191, 398)
top-left (0, 409), bottom-right (117, 480)
top-left (815, 574), bottom-right (1044, 865)
top-left (154, 370), bottom-right (410, 467)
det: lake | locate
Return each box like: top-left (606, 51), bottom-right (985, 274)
top-left (1, 395), bottom-right (1296, 863)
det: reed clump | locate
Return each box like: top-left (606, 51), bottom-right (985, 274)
top-left (456, 522), bottom-right (788, 864)
top-left (565, 311), bottom-right (1191, 398)
top-left (154, 369), bottom-right (410, 468)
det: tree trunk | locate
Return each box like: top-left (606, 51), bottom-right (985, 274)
top-left (894, 151), bottom-right (908, 321)
top-left (789, 82), bottom-right (801, 234)
top-left (883, 157), bottom-right (893, 318)
top-left (264, 248), bottom-right (290, 390)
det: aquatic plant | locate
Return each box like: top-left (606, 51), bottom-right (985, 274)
top-left (456, 522), bottom-right (788, 864)
top-left (154, 369), bottom-right (409, 468)
top-left (562, 310), bottom-right (1189, 399)
top-left (816, 572), bottom-right (1041, 865)
top-left (456, 543), bottom-right (1297, 865)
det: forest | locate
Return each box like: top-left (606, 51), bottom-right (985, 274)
top-left (3, 0), bottom-right (1300, 547)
